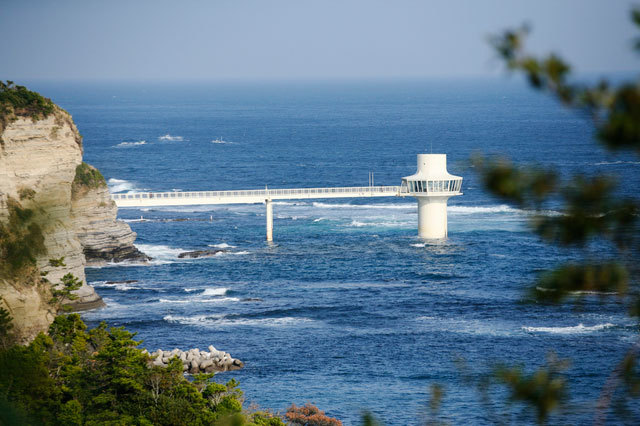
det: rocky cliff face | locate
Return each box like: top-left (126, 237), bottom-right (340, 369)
top-left (0, 106), bottom-right (147, 343)
top-left (72, 172), bottom-right (150, 266)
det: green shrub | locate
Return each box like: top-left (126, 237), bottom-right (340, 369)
top-left (73, 162), bottom-right (106, 189)
top-left (0, 198), bottom-right (46, 278)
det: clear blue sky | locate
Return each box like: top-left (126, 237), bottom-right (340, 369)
top-left (1, 0), bottom-right (638, 81)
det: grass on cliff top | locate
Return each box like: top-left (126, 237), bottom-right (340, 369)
top-left (0, 81), bottom-right (55, 122)
top-left (73, 162), bottom-right (106, 190)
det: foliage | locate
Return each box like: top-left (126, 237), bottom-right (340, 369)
top-left (0, 198), bottom-right (46, 278)
top-left (0, 80), bottom-right (55, 126)
top-left (49, 273), bottom-right (82, 305)
top-left (48, 257), bottom-right (66, 268)
top-left (0, 298), bottom-right (15, 350)
top-left (462, 6), bottom-right (640, 424)
top-left (0, 314), bottom-right (284, 425)
top-left (17, 188), bottom-right (36, 201)
top-left (73, 162), bottom-right (106, 190)
top-left (285, 403), bottom-right (342, 426)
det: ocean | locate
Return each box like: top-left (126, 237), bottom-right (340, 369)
top-left (30, 78), bottom-right (638, 424)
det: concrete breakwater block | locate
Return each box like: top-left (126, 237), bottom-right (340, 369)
top-left (147, 346), bottom-right (244, 373)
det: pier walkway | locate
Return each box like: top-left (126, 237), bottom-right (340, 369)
top-left (111, 185), bottom-right (405, 241)
top-left (111, 185), bottom-right (403, 207)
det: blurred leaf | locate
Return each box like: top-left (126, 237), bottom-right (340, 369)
top-left (533, 263), bottom-right (629, 303)
top-left (494, 354), bottom-right (569, 424)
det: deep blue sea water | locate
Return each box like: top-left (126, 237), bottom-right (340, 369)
top-left (30, 79), bottom-right (639, 424)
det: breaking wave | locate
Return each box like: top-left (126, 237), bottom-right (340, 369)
top-left (158, 297), bottom-right (239, 304)
top-left (208, 243), bottom-right (236, 249)
top-left (134, 244), bottom-right (184, 264)
top-left (522, 323), bottom-right (615, 334)
top-left (594, 160), bottom-right (640, 166)
top-left (202, 288), bottom-right (229, 296)
top-left (312, 202), bottom-right (414, 210)
top-left (163, 314), bottom-right (313, 327)
top-left (211, 138), bottom-right (233, 144)
top-left (158, 134), bottom-right (184, 141)
top-left (116, 140), bottom-right (146, 147)
top-left (108, 178), bottom-right (138, 193)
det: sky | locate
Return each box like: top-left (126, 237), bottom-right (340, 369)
top-left (1, 0), bottom-right (638, 81)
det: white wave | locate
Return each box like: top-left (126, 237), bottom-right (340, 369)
top-left (163, 314), bottom-right (312, 327)
top-left (203, 287), bottom-right (228, 296)
top-left (93, 282), bottom-right (141, 291)
top-left (208, 243), bottom-right (236, 249)
top-left (594, 160), bottom-right (640, 165)
top-left (522, 323), bottom-right (614, 334)
top-left (108, 178), bottom-right (137, 193)
top-left (211, 138), bottom-right (233, 144)
top-left (312, 202), bottom-right (414, 210)
top-left (569, 290), bottom-right (618, 295)
top-left (158, 134), bottom-right (184, 141)
top-left (184, 288), bottom-right (199, 292)
top-left (411, 243), bottom-right (426, 247)
top-left (313, 217), bottom-right (327, 222)
top-left (343, 220), bottom-right (410, 228)
top-left (164, 314), bottom-right (221, 324)
top-left (122, 218), bottom-right (152, 223)
top-left (232, 251), bottom-right (250, 255)
top-left (201, 297), bottom-right (240, 302)
top-left (116, 140), bottom-right (146, 147)
top-left (158, 297), bottom-right (239, 304)
top-left (134, 243), bottom-right (184, 264)
top-left (449, 205), bottom-right (521, 214)
top-left (536, 287), bottom-right (618, 296)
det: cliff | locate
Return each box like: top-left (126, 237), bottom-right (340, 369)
top-left (0, 85), bottom-right (147, 343)
top-left (71, 164), bottom-right (149, 266)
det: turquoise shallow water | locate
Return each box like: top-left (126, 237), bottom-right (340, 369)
top-left (30, 79), bottom-right (639, 424)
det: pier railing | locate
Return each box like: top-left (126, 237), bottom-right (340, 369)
top-left (111, 185), bottom-right (403, 206)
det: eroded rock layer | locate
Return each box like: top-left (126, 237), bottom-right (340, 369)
top-left (72, 174), bottom-right (150, 266)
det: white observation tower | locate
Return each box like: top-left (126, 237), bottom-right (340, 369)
top-left (401, 154), bottom-right (463, 239)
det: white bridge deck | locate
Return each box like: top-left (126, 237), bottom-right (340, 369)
top-left (111, 185), bottom-right (405, 207)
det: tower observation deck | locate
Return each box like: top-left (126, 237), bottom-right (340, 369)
top-left (400, 154), bottom-right (463, 238)
top-left (111, 154), bottom-right (462, 241)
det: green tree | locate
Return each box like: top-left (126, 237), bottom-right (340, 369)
top-left (0, 314), bottom-right (284, 425)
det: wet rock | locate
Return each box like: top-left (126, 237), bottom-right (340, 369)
top-left (177, 249), bottom-right (226, 259)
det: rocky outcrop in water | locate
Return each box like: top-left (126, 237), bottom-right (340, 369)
top-left (178, 249), bottom-right (226, 259)
top-left (146, 346), bottom-right (244, 373)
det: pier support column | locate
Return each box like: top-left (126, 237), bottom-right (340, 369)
top-left (265, 199), bottom-right (273, 242)
top-left (417, 197), bottom-right (449, 239)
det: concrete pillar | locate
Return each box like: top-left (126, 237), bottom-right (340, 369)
top-left (417, 197), bottom-right (449, 239)
top-left (265, 199), bottom-right (273, 242)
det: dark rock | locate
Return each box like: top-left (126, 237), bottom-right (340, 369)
top-left (84, 245), bottom-right (151, 264)
top-left (177, 249), bottom-right (226, 259)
